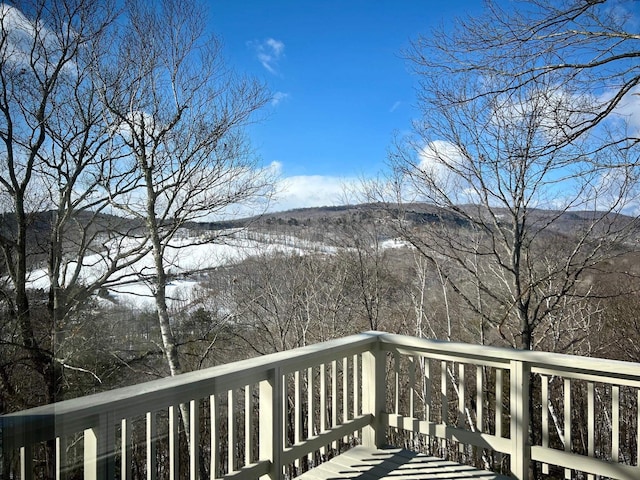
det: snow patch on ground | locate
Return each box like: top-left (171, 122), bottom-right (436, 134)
top-left (24, 229), bottom-right (410, 311)
top-left (379, 238), bottom-right (412, 249)
top-left (24, 230), bottom-right (331, 311)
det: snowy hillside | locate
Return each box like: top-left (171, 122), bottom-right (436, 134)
top-left (24, 229), bottom-right (341, 310)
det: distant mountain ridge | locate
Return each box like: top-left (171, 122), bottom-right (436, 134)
top-left (2, 202), bottom-right (636, 242)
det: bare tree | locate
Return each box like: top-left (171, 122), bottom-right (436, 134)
top-left (384, 0), bottom-right (640, 352)
top-left (222, 251), bottom-right (357, 355)
top-left (408, 0), bottom-right (640, 152)
top-left (0, 0), bottom-right (271, 417)
top-left (388, 17), bottom-right (640, 469)
top-left (95, 0), bottom-right (273, 382)
top-left (0, 0), bottom-right (143, 410)
top-left (333, 209), bottom-right (404, 331)
top-left (387, 68), bottom-right (639, 351)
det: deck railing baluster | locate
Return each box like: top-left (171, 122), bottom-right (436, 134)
top-left (167, 406), bottom-right (178, 480)
top-left (637, 391), bottom-right (640, 468)
top-left (458, 363), bottom-right (465, 429)
top-left (613, 385), bottom-right (620, 463)
top-left (541, 375), bottom-right (549, 475)
top-left (495, 367), bottom-right (503, 453)
top-left (423, 356), bottom-right (431, 424)
top-left (56, 434), bottom-right (67, 480)
top-left (343, 356), bottom-right (349, 443)
top-left (307, 366), bottom-right (314, 466)
top-left (588, 382), bottom-right (595, 480)
top-left (409, 356), bottom-right (415, 420)
top-left (294, 370), bottom-right (301, 469)
top-left (145, 411), bottom-right (156, 480)
top-left (476, 366), bottom-right (483, 433)
top-left (189, 400), bottom-right (199, 480)
top-left (343, 356), bottom-right (349, 424)
top-left (209, 394), bottom-right (219, 478)
top-left (394, 354), bottom-right (400, 415)
top-left (319, 363), bottom-right (326, 456)
top-left (331, 360), bottom-right (337, 450)
top-left (441, 360), bottom-right (448, 455)
top-left (353, 354), bottom-right (359, 426)
top-left (245, 384), bottom-right (253, 467)
top-left (564, 378), bottom-right (571, 480)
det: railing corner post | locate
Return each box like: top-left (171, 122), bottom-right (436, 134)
top-left (510, 359), bottom-right (531, 480)
top-left (362, 339), bottom-right (385, 449)
top-left (259, 366), bottom-right (283, 479)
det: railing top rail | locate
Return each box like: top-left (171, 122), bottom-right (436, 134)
top-left (377, 332), bottom-right (640, 381)
top-left (0, 332), bottom-right (380, 439)
top-left (5, 330), bottom-right (640, 446)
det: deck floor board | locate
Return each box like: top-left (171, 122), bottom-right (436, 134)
top-left (297, 446), bottom-right (511, 480)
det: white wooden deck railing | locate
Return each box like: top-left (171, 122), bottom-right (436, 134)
top-left (2, 332), bottom-right (640, 479)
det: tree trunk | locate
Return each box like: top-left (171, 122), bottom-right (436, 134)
top-left (15, 196), bottom-right (60, 406)
top-left (145, 175), bottom-right (210, 478)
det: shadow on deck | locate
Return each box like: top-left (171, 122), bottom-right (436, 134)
top-left (298, 446), bottom-right (510, 479)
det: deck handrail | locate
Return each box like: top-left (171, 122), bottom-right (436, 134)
top-left (376, 332), bottom-right (640, 480)
top-left (2, 331), bottom-right (640, 479)
top-left (1, 333), bottom-right (379, 443)
top-left (376, 332), bottom-right (640, 383)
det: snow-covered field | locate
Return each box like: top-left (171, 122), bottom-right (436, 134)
top-left (25, 230), bottom-right (337, 310)
top-left (25, 229), bottom-right (407, 311)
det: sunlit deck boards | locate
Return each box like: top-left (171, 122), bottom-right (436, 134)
top-left (298, 446), bottom-right (511, 480)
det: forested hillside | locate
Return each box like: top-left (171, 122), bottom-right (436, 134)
top-left (3, 202), bottom-right (639, 413)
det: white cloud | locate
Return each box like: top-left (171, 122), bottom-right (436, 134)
top-left (248, 37), bottom-right (285, 75)
top-left (416, 140), bottom-right (479, 204)
top-left (418, 140), bottom-right (466, 186)
top-left (1, 4), bottom-right (41, 62)
top-left (0, 3), bottom-right (76, 77)
top-left (265, 38), bottom-right (284, 56)
top-left (605, 85), bottom-right (640, 138)
top-left (270, 174), bottom-right (361, 212)
top-left (271, 91), bottom-right (290, 106)
top-left (389, 101), bottom-right (401, 113)
top-left (490, 87), bottom-right (590, 143)
top-left (575, 164), bottom-right (640, 216)
top-left (115, 110), bottom-right (162, 146)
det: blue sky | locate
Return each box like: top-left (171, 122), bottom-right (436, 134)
top-left (208, 1), bottom-right (483, 211)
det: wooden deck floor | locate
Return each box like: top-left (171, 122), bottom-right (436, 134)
top-left (297, 446), bottom-right (511, 480)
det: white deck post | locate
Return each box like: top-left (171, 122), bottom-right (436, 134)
top-left (260, 366), bottom-right (283, 479)
top-left (510, 360), bottom-right (531, 480)
top-left (84, 413), bottom-right (114, 480)
top-left (362, 340), bottom-right (385, 449)
top-left (20, 445), bottom-right (33, 480)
